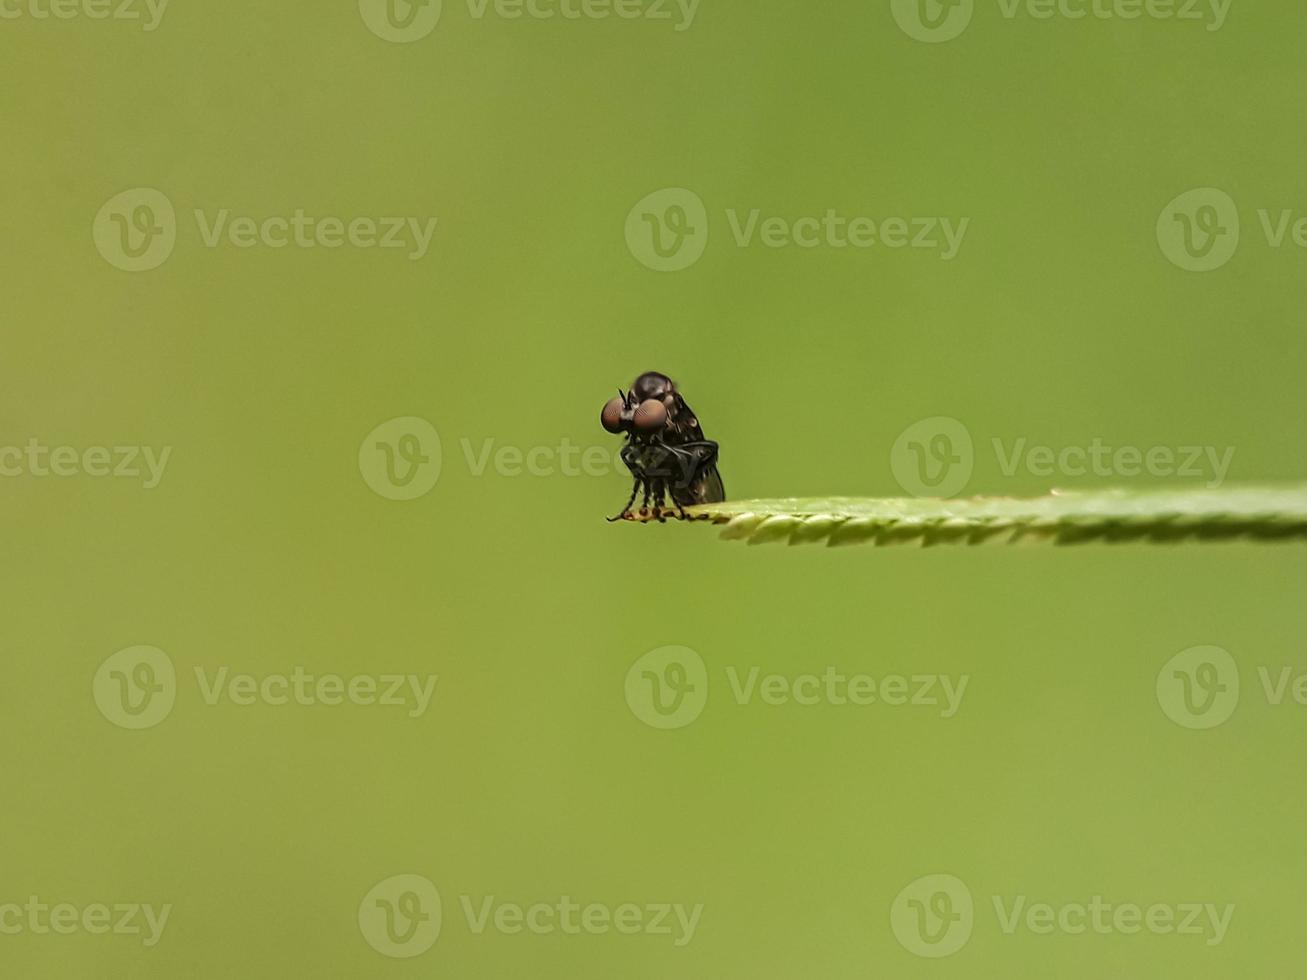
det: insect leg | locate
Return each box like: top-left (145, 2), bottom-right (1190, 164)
top-left (652, 480), bottom-right (668, 523)
top-left (607, 477), bottom-right (641, 522)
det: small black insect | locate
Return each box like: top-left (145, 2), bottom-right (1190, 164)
top-left (601, 371), bottom-right (725, 521)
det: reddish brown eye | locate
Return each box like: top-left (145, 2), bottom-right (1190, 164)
top-left (633, 399), bottom-right (668, 433)
top-left (601, 397), bottom-right (627, 434)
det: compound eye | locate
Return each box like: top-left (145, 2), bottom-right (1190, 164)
top-left (601, 397), bottom-right (627, 434)
top-left (633, 399), bottom-right (668, 433)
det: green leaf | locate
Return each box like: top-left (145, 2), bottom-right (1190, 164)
top-left (621, 485), bottom-right (1307, 548)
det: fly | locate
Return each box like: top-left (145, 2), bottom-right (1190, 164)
top-left (601, 371), bottom-right (725, 522)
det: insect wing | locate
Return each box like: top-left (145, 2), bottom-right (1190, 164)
top-left (694, 465), bottom-right (726, 505)
top-left (670, 394), bottom-right (708, 442)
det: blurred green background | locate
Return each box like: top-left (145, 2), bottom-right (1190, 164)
top-left (3, 0), bottom-right (1306, 976)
